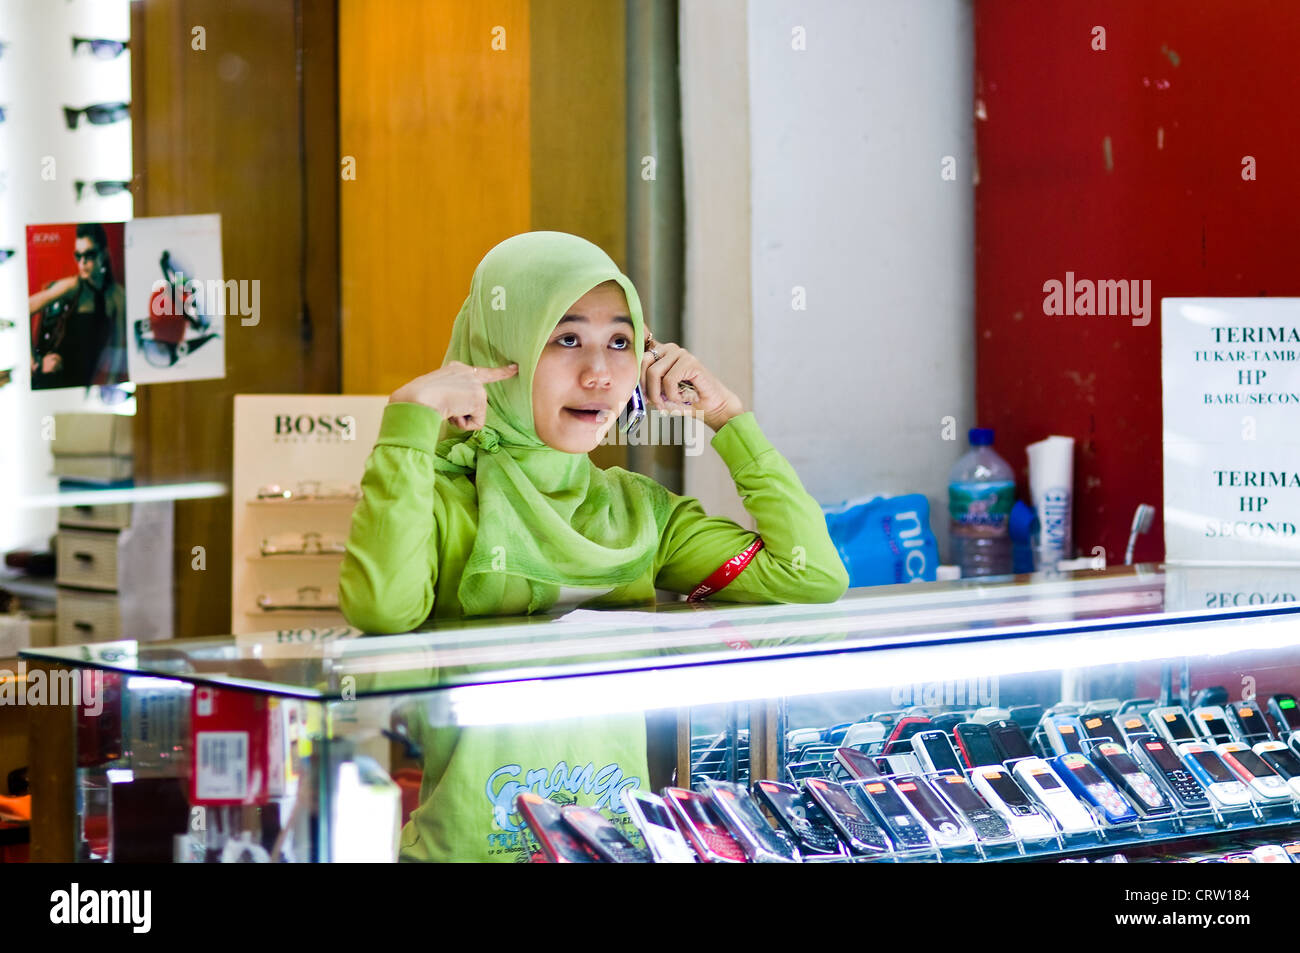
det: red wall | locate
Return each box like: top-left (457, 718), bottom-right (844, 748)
top-left (974, 0), bottom-right (1300, 563)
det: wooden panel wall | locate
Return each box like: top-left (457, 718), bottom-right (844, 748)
top-left (340, 0), bottom-right (628, 442)
top-left (131, 0), bottom-right (340, 636)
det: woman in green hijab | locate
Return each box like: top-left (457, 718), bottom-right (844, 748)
top-left (339, 231), bottom-right (847, 861)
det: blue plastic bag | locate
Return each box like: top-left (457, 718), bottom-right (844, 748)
top-left (822, 494), bottom-right (939, 587)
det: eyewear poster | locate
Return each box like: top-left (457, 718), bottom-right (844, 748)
top-left (25, 221), bottom-right (128, 391)
top-left (1162, 297), bottom-right (1300, 565)
top-left (124, 213), bottom-right (226, 384)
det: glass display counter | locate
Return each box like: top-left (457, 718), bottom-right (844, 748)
top-left (21, 565), bottom-right (1300, 863)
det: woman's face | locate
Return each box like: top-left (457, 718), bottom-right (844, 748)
top-left (532, 281), bottom-right (638, 453)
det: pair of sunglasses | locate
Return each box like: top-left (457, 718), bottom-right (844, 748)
top-left (63, 101), bottom-right (129, 129)
top-left (74, 179), bottom-right (131, 201)
top-left (72, 37), bottom-right (129, 59)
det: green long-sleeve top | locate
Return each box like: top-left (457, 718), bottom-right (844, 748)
top-left (338, 401), bottom-right (849, 861)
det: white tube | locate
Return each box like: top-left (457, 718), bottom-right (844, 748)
top-left (1027, 435), bottom-right (1075, 570)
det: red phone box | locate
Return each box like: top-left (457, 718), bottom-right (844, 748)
top-left (188, 686), bottom-right (270, 806)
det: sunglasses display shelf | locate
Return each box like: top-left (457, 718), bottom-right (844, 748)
top-left (21, 565), bottom-right (1300, 863)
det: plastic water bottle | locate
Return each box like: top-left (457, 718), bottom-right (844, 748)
top-left (949, 427), bottom-right (1015, 577)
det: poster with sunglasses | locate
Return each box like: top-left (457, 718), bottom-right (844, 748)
top-left (124, 214), bottom-right (226, 384)
top-left (25, 221), bottom-right (129, 391)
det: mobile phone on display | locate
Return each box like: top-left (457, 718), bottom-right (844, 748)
top-left (1226, 702), bottom-right (1274, 743)
top-left (514, 793), bottom-right (597, 863)
top-left (822, 723), bottom-right (852, 746)
top-left (970, 765), bottom-right (1058, 841)
top-left (970, 707), bottom-right (1011, 725)
top-left (1252, 740), bottom-right (1300, 796)
top-left (1011, 757), bottom-right (1096, 833)
top-left (834, 745), bottom-right (883, 781)
top-left (621, 790), bottom-right (697, 863)
top-left (1191, 706), bottom-right (1236, 744)
top-left (1089, 742), bottom-right (1173, 818)
top-left (802, 778), bottom-right (892, 855)
top-left (1222, 852), bottom-right (1255, 863)
top-left (844, 778), bottom-right (933, 851)
top-left (911, 730), bottom-right (964, 775)
top-left (785, 727), bottom-right (823, 754)
top-left (988, 719), bottom-right (1035, 762)
top-left (1213, 742), bottom-right (1292, 802)
top-left (954, 722), bottom-right (1003, 768)
top-left (930, 774), bottom-right (1016, 845)
top-left (1268, 694), bottom-right (1300, 735)
top-left (1175, 743), bottom-right (1253, 809)
top-left (1117, 697), bottom-right (1158, 717)
top-left (929, 713), bottom-right (967, 734)
top-left (1251, 844), bottom-right (1292, 864)
top-left (560, 805), bottom-right (651, 863)
top-left (1191, 686), bottom-right (1229, 710)
top-left (1148, 707), bottom-right (1200, 747)
top-left (1284, 842), bottom-right (1300, 862)
top-left (662, 787), bottom-right (748, 863)
top-left (1081, 698), bottom-right (1122, 714)
top-left (1117, 713), bottom-right (1155, 744)
top-left (890, 775), bottom-right (975, 848)
top-left (1009, 704), bottom-right (1045, 734)
top-left (1052, 753), bottom-right (1138, 825)
top-left (1041, 715), bottom-right (1086, 756)
top-left (1079, 713), bottom-right (1124, 744)
top-left (1131, 737), bottom-right (1210, 811)
top-left (884, 716), bottom-right (932, 754)
top-left (840, 721), bottom-right (887, 749)
top-left (877, 753), bottom-right (924, 777)
top-left (869, 710), bottom-right (905, 731)
top-left (700, 781), bottom-right (800, 863)
top-left (753, 780), bottom-right (843, 856)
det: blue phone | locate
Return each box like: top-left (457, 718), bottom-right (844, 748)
top-left (1042, 714), bottom-right (1086, 756)
top-left (1052, 753), bottom-right (1138, 824)
top-left (619, 384), bottom-right (645, 434)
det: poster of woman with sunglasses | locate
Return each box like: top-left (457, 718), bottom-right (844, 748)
top-left (26, 221), bottom-right (128, 391)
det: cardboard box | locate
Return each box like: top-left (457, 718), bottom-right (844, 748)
top-left (51, 413), bottom-right (133, 456)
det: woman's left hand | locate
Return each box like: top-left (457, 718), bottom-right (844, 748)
top-left (642, 333), bottom-right (744, 431)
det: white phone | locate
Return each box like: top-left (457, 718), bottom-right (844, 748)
top-left (1175, 742), bottom-right (1253, 809)
top-left (1251, 844), bottom-right (1292, 864)
top-left (840, 721), bottom-right (887, 749)
top-left (970, 765), bottom-right (1058, 841)
top-left (1011, 757), bottom-right (1096, 834)
top-left (1214, 742), bottom-right (1292, 803)
top-left (1191, 705), bottom-right (1236, 744)
top-left (1148, 706), bottom-right (1201, 747)
top-left (970, 706), bottom-right (1012, 725)
top-left (879, 752), bottom-right (924, 776)
top-left (1253, 740), bottom-right (1300, 797)
top-left (621, 789), bottom-right (697, 863)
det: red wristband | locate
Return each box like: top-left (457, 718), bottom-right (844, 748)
top-left (686, 537), bottom-right (764, 603)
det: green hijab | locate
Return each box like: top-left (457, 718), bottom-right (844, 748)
top-left (432, 231), bottom-right (674, 617)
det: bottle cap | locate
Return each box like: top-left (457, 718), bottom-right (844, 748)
top-left (969, 427), bottom-right (994, 446)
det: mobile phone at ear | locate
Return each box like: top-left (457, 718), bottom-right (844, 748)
top-left (515, 793), bottom-right (597, 863)
top-left (619, 384), bottom-right (645, 434)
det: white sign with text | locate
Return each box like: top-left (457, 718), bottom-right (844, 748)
top-left (1163, 298), bottom-right (1300, 564)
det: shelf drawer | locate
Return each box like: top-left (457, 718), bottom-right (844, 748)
top-left (58, 502), bottom-right (132, 531)
top-left (56, 589), bottom-right (121, 644)
top-left (56, 530), bottom-right (120, 591)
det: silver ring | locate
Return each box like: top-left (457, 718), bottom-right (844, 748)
top-left (647, 347), bottom-right (660, 362)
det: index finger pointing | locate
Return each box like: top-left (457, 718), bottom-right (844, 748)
top-left (474, 363), bottom-right (519, 382)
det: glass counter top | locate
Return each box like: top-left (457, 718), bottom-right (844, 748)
top-left (21, 565), bottom-right (1300, 701)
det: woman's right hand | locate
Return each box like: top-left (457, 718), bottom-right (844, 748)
top-left (389, 360), bottom-right (518, 431)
